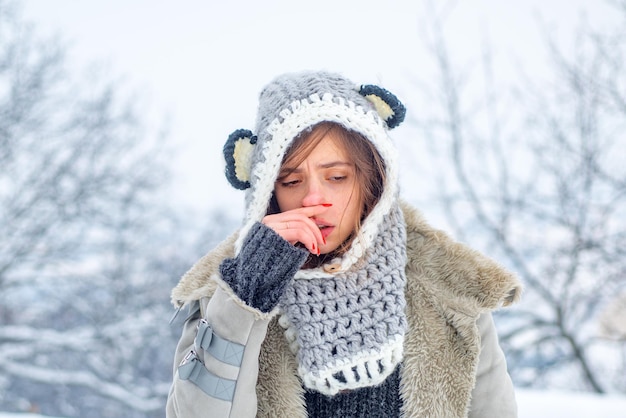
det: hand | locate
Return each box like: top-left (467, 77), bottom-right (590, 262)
top-left (262, 204), bottom-right (331, 255)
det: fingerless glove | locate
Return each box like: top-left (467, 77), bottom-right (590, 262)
top-left (219, 222), bottom-right (308, 313)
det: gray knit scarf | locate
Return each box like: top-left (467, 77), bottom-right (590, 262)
top-left (278, 204), bottom-right (407, 396)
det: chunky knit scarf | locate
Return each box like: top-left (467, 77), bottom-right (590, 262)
top-left (278, 205), bottom-right (407, 396)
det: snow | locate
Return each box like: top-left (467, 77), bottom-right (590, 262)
top-left (1, 389), bottom-right (625, 418)
top-left (516, 389), bottom-right (626, 418)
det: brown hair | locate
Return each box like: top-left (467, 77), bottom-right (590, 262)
top-left (268, 122), bottom-right (386, 265)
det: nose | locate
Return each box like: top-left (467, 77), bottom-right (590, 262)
top-left (301, 177), bottom-right (325, 207)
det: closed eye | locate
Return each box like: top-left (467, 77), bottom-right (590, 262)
top-left (280, 179), bottom-right (300, 187)
top-left (329, 175), bottom-right (347, 182)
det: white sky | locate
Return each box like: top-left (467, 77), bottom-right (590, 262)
top-left (19, 0), bottom-right (620, 218)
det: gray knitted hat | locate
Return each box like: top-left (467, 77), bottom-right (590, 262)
top-left (223, 71), bottom-right (406, 271)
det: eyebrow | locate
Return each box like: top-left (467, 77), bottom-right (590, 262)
top-left (277, 161), bottom-right (353, 179)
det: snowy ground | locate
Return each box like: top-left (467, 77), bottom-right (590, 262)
top-left (1, 389), bottom-right (625, 418)
top-left (516, 389), bottom-right (626, 417)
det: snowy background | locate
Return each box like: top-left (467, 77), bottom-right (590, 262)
top-left (16, 0), bottom-right (622, 216)
top-left (2, 0), bottom-right (625, 416)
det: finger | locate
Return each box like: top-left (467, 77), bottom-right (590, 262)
top-left (263, 217), bottom-right (322, 254)
top-left (263, 205), bottom-right (330, 244)
top-left (284, 204), bottom-right (332, 218)
top-left (276, 228), bottom-right (319, 254)
top-left (264, 215), bottom-right (324, 249)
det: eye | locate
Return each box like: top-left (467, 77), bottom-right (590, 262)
top-left (326, 168), bottom-right (351, 182)
top-left (279, 178), bottom-right (301, 187)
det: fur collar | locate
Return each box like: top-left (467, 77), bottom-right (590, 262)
top-left (171, 201), bottom-right (520, 310)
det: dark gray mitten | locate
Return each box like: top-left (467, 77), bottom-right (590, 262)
top-left (219, 222), bottom-right (308, 313)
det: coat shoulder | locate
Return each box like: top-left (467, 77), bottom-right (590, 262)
top-left (400, 201), bottom-right (522, 314)
top-left (170, 231), bottom-right (238, 308)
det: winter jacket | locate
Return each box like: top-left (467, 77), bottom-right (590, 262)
top-left (166, 201), bottom-right (522, 417)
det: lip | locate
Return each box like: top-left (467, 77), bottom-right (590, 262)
top-left (319, 226), bottom-right (334, 240)
top-left (313, 218), bottom-right (334, 240)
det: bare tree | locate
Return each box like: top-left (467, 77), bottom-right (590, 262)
top-left (409, 1), bottom-right (626, 394)
top-left (0, 2), bottom-right (201, 416)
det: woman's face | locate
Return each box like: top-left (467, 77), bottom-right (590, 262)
top-left (274, 131), bottom-right (361, 254)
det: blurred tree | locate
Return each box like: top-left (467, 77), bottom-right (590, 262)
top-left (0, 1), bottom-right (215, 416)
top-left (410, 0), bottom-right (626, 394)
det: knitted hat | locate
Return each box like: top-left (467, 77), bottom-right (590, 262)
top-left (223, 71), bottom-right (406, 272)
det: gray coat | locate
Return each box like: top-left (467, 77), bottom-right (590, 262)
top-left (166, 202), bottom-right (522, 417)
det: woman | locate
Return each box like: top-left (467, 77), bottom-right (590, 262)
top-left (166, 71), bottom-right (521, 417)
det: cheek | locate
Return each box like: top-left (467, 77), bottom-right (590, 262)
top-left (346, 195), bottom-right (362, 224)
top-left (274, 191), bottom-right (287, 211)
top-left (337, 184), bottom-right (361, 224)
top-left (275, 188), bottom-right (298, 211)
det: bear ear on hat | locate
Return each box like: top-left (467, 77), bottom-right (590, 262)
top-left (358, 84), bottom-right (406, 129)
top-left (223, 129), bottom-right (257, 190)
